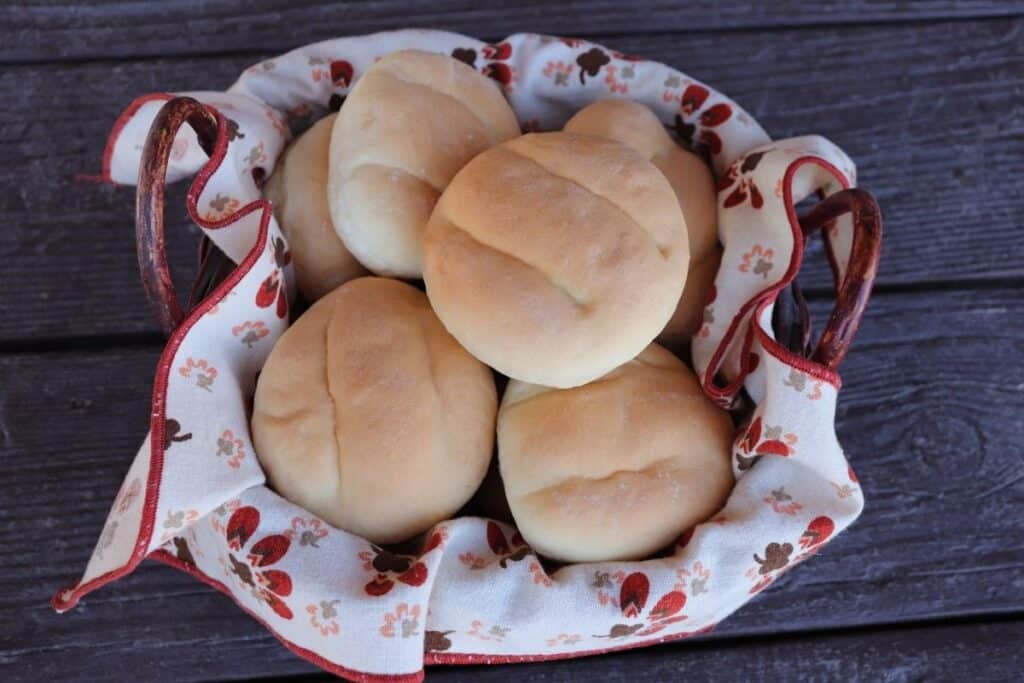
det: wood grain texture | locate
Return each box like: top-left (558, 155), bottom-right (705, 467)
top-left (3, 288), bottom-right (1022, 680)
top-left (5, 1), bottom-right (1023, 62)
top-left (2, 18), bottom-right (1022, 343)
top-left (305, 619), bottom-right (1024, 682)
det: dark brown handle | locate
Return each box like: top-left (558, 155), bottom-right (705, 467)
top-left (136, 96), bottom-right (220, 336)
top-left (787, 187), bottom-right (883, 371)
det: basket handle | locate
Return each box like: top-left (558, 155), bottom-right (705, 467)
top-left (136, 96), bottom-right (220, 337)
top-left (780, 188), bottom-right (882, 372)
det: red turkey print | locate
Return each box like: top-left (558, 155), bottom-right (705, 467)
top-left (718, 150), bottom-right (768, 209)
top-left (225, 506), bottom-right (294, 619)
top-left (735, 416), bottom-right (796, 471)
top-left (255, 235), bottom-right (291, 318)
top-left (330, 60), bottom-right (353, 87)
top-left (796, 516), bottom-right (836, 562)
top-left (596, 572), bottom-right (688, 639)
top-left (451, 43), bottom-right (513, 85)
top-left (672, 84), bottom-right (732, 156)
top-left (487, 521), bottom-right (530, 568)
top-left (358, 531), bottom-right (441, 597)
top-left (482, 42), bottom-right (513, 86)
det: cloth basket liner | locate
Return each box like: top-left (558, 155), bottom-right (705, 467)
top-left (53, 29), bottom-right (864, 683)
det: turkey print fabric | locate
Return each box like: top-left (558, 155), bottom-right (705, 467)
top-left (54, 30), bottom-right (864, 682)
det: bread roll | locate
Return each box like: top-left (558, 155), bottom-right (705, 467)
top-left (251, 277), bottom-right (497, 544)
top-left (423, 132), bottom-right (690, 389)
top-left (328, 50), bottom-right (520, 278)
top-left (263, 114), bottom-right (367, 301)
top-left (498, 344), bottom-right (734, 562)
top-left (565, 100), bottom-right (721, 349)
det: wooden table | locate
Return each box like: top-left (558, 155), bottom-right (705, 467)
top-left (3, 2), bottom-right (1023, 680)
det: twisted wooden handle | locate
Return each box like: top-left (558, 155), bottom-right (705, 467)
top-left (774, 188), bottom-right (882, 371)
top-left (135, 96), bottom-right (220, 336)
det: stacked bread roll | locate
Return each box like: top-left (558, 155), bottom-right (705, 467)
top-left (254, 49), bottom-right (733, 558)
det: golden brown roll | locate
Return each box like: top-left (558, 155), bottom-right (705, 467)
top-left (498, 344), bottom-right (734, 562)
top-left (328, 50), bottom-right (520, 278)
top-left (251, 277), bottom-right (497, 544)
top-left (423, 132), bottom-right (690, 389)
top-left (565, 99), bottom-right (721, 349)
top-left (263, 114), bottom-right (367, 301)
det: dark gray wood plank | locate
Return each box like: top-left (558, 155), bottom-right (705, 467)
top-left (5, 1), bottom-right (1023, 63)
top-left (3, 287), bottom-right (1022, 680)
top-left (313, 619), bottom-right (1024, 682)
top-left (2, 18), bottom-right (1022, 343)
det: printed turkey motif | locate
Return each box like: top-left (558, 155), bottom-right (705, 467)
top-left (330, 60), bottom-right (353, 87)
top-left (673, 84), bottom-right (732, 156)
top-left (718, 150), bottom-right (770, 209)
top-left (595, 572), bottom-right (689, 638)
top-left (163, 418), bottom-right (192, 449)
top-left (796, 516), bottom-right (836, 562)
top-left (225, 506), bottom-right (294, 619)
top-left (735, 416), bottom-right (797, 471)
top-left (424, 629), bottom-right (455, 652)
top-left (255, 236), bottom-right (291, 318)
top-left (357, 531), bottom-right (442, 597)
top-left (451, 43), bottom-right (514, 86)
top-left (487, 521), bottom-right (530, 568)
top-left (576, 47), bottom-right (610, 84)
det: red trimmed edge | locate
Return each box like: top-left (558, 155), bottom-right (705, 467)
top-left (52, 103), bottom-right (271, 614)
top-left (154, 548), bottom-right (713, 676)
top-left (102, 93), bottom-right (174, 184)
top-left (150, 550), bottom-right (424, 683)
top-left (700, 155), bottom-right (852, 402)
top-left (425, 623), bottom-right (716, 667)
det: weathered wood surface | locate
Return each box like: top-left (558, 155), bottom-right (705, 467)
top-left (2, 2), bottom-right (1022, 680)
top-left (2, 17), bottom-right (1022, 344)
top-left (3, 289), bottom-right (1022, 680)
top-left (6, 1), bottom-right (1024, 62)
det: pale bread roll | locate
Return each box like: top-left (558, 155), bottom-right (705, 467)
top-left (498, 344), bottom-right (734, 562)
top-left (328, 50), bottom-right (520, 277)
top-left (251, 277), bottom-right (497, 544)
top-left (423, 132), bottom-right (690, 389)
top-left (263, 114), bottom-right (367, 301)
top-left (565, 100), bottom-right (721, 349)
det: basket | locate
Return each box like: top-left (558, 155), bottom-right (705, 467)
top-left (53, 30), bottom-right (881, 682)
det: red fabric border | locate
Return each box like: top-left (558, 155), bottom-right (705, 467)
top-left (150, 550), bottom-right (423, 683)
top-left (101, 93), bottom-right (174, 184)
top-left (52, 102), bottom-right (272, 613)
top-left (700, 154), bottom-right (852, 401)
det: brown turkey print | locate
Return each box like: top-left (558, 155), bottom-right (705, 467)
top-left (487, 521), bottom-right (529, 568)
top-left (172, 537), bottom-right (196, 566)
top-left (576, 47), bottom-right (610, 84)
top-left (360, 531), bottom-right (441, 597)
top-left (163, 418), bottom-right (192, 449)
top-left (754, 542), bottom-right (793, 575)
top-left (424, 630), bottom-right (454, 652)
top-left (225, 117), bottom-right (244, 142)
top-left (255, 235), bottom-right (291, 319)
top-left (451, 47), bottom-right (477, 67)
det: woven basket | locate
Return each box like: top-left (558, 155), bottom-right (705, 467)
top-left (54, 30), bottom-right (881, 682)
